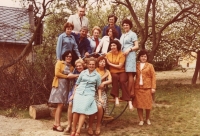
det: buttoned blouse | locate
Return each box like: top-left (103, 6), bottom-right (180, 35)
top-left (95, 36), bottom-right (119, 53)
top-left (75, 69), bottom-right (101, 96)
top-left (56, 32), bottom-right (80, 60)
top-left (120, 30), bottom-right (137, 51)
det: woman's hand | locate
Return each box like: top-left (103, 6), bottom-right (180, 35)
top-left (68, 94), bottom-right (74, 102)
top-left (98, 82), bottom-right (105, 89)
top-left (106, 58), bottom-right (111, 65)
top-left (99, 98), bottom-right (104, 104)
top-left (123, 49), bottom-right (131, 56)
top-left (151, 89), bottom-right (156, 93)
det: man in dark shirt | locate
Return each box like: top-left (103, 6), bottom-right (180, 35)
top-left (72, 26), bottom-right (92, 58)
top-left (102, 14), bottom-right (122, 39)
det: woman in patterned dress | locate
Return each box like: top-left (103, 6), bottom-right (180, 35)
top-left (87, 56), bottom-right (112, 135)
top-left (48, 50), bottom-right (79, 132)
top-left (133, 50), bottom-right (156, 126)
top-left (70, 58), bottom-right (103, 136)
top-left (120, 19), bottom-right (139, 110)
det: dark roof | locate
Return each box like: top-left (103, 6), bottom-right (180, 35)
top-left (0, 6), bottom-right (34, 45)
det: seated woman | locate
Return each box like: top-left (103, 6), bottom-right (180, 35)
top-left (48, 50), bottom-right (78, 132)
top-left (133, 50), bottom-right (156, 126)
top-left (95, 27), bottom-right (119, 54)
top-left (105, 40), bottom-right (133, 109)
top-left (70, 58), bottom-right (103, 136)
top-left (63, 59), bottom-right (85, 134)
top-left (88, 56), bottom-right (112, 136)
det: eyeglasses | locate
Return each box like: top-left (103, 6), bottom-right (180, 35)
top-left (66, 55), bottom-right (72, 58)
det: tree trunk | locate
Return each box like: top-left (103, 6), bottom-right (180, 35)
top-left (29, 104), bottom-right (50, 119)
top-left (192, 51), bottom-right (200, 84)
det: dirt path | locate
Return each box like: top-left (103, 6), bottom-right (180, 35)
top-left (1, 69), bottom-right (199, 136)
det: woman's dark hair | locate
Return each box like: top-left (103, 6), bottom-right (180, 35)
top-left (109, 40), bottom-right (121, 51)
top-left (62, 50), bottom-right (73, 61)
top-left (122, 19), bottom-right (133, 29)
top-left (106, 27), bottom-right (118, 39)
top-left (137, 49), bottom-right (149, 61)
top-left (96, 56), bottom-right (107, 68)
top-left (108, 14), bottom-right (118, 23)
top-left (63, 22), bottom-right (74, 31)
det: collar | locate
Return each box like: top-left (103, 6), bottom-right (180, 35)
top-left (85, 69), bottom-right (97, 76)
top-left (63, 32), bottom-right (73, 38)
top-left (91, 36), bottom-right (100, 41)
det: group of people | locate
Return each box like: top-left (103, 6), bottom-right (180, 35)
top-left (48, 5), bottom-right (156, 136)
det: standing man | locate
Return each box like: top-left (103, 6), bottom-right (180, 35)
top-left (72, 26), bottom-right (92, 58)
top-left (102, 14), bottom-right (122, 39)
top-left (67, 6), bottom-right (89, 34)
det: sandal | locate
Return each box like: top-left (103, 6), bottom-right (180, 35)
top-left (95, 128), bottom-right (101, 135)
top-left (63, 125), bottom-right (71, 134)
top-left (75, 132), bottom-right (80, 136)
top-left (87, 127), bottom-right (93, 135)
top-left (70, 131), bottom-right (76, 136)
top-left (52, 125), bottom-right (64, 132)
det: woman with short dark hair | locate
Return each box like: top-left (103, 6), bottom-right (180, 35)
top-left (56, 22), bottom-right (81, 65)
top-left (133, 50), bottom-right (156, 126)
top-left (105, 40), bottom-right (132, 109)
top-left (48, 50), bottom-right (78, 132)
top-left (120, 18), bottom-right (139, 110)
top-left (95, 27), bottom-right (119, 54)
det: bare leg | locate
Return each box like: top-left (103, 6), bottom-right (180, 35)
top-left (88, 113), bottom-right (96, 135)
top-left (115, 97), bottom-right (119, 106)
top-left (67, 102), bottom-right (73, 127)
top-left (146, 109), bottom-right (151, 120)
top-left (71, 112), bottom-right (79, 133)
top-left (76, 114), bottom-right (86, 134)
top-left (96, 105), bottom-right (103, 135)
top-left (54, 103), bottom-right (63, 126)
top-left (137, 108), bottom-right (144, 121)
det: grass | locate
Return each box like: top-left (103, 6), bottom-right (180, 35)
top-left (0, 84), bottom-right (200, 136)
top-left (100, 84), bottom-right (200, 136)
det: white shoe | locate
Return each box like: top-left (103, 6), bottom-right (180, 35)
top-left (138, 121), bottom-right (144, 126)
top-left (146, 119), bottom-right (151, 125)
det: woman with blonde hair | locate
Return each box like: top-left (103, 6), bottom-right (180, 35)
top-left (88, 26), bottom-right (101, 52)
top-left (63, 59), bottom-right (85, 134)
top-left (70, 58), bottom-right (103, 136)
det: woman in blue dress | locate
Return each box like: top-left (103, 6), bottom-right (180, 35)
top-left (69, 58), bottom-right (103, 136)
top-left (120, 19), bottom-right (139, 110)
top-left (63, 59), bottom-right (85, 134)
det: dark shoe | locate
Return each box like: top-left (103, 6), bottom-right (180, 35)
top-left (87, 128), bottom-right (93, 135)
top-left (52, 125), bottom-right (64, 132)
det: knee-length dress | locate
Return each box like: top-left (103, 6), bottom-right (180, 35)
top-left (120, 30), bottom-right (138, 72)
top-left (48, 61), bottom-right (74, 104)
top-left (72, 69), bottom-right (101, 115)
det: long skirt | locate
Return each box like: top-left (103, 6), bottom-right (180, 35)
top-left (133, 88), bottom-right (153, 109)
